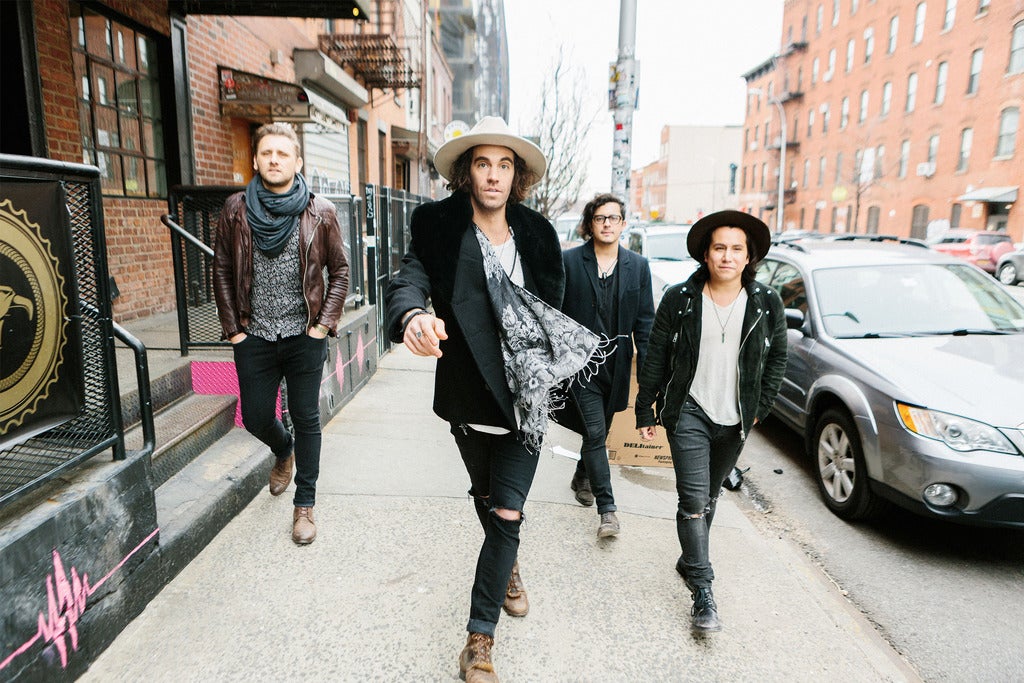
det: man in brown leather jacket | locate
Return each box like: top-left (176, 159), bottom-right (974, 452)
top-left (213, 123), bottom-right (349, 545)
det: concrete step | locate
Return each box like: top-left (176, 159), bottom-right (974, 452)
top-left (124, 392), bottom-right (237, 488)
top-left (119, 358), bottom-right (192, 429)
top-left (153, 427), bottom-right (270, 584)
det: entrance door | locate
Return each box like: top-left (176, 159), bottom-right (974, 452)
top-left (911, 204), bottom-right (929, 239)
top-left (231, 119), bottom-right (254, 185)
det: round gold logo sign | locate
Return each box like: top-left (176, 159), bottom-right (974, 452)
top-left (0, 199), bottom-right (68, 433)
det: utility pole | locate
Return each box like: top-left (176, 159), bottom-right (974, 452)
top-left (610, 0), bottom-right (638, 205)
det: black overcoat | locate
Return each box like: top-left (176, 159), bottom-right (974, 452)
top-left (560, 240), bottom-right (655, 412)
top-left (384, 191), bottom-right (564, 431)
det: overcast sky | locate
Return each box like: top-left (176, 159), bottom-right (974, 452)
top-left (504, 0), bottom-right (784, 198)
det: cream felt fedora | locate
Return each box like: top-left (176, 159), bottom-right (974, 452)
top-left (433, 116), bottom-right (547, 182)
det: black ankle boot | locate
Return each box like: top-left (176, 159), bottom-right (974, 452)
top-left (691, 586), bottom-right (722, 633)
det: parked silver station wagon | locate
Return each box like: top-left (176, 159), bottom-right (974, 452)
top-left (755, 238), bottom-right (1024, 528)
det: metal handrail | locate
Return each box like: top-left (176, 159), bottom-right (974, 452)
top-left (161, 214), bottom-right (214, 258)
top-left (111, 321), bottom-right (155, 459)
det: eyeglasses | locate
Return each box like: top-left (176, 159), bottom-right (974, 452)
top-left (592, 214), bottom-right (623, 226)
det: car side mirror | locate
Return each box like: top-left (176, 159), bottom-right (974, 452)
top-left (785, 308), bottom-right (805, 331)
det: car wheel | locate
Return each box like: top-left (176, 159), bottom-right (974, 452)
top-left (997, 262), bottom-right (1018, 285)
top-left (811, 408), bottom-right (884, 521)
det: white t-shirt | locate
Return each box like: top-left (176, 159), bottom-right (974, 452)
top-left (689, 290), bottom-right (747, 426)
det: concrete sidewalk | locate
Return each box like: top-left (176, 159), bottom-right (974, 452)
top-left (83, 348), bottom-right (919, 682)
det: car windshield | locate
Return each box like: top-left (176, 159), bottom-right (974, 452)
top-left (644, 232), bottom-right (689, 261)
top-left (813, 263), bottom-right (1024, 338)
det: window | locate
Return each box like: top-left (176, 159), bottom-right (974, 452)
top-left (888, 16), bottom-right (899, 53)
top-left (913, 3), bottom-right (926, 43)
top-left (846, 39), bottom-right (855, 72)
top-left (764, 119), bottom-right (770, 147)
top-left (854, 148), bottom-right (864, 181)
top-left (841, 96), bottom-right (850, 127)
top-left (761, 162), bottom-right (768, 189)
top-left (934, 61), bottom-right (948, 104)
top-left (818, 155), bottom-right (827, 186)
top-left (950, 203), bottom-right (962, 228)
top-left (906, 72), bottom-right (918, 112)
top-left (864, 27), bottom-right (874, 63)
top-left (967, 49), bottom-right (983, 94)
top-left (957, 127), bottom-right (973, 171)
top-left (859, 89), bottom-right (869, 122)
top-left (875, 144), bottom-right (885, 178)
top-left (866, 206), bottom-right (880, 233)
top-left (927, 134), bottom-right (940, 164)
top-left (69, 3), bottom-right (167, 197)
top-left (976, 0), bottom-right (989, 15)
top-left (827, 48), bottom-right (837, 75)
top-left (817, 4), bottom-right (824, 33)
top-left (996, 107), bottom-right (1019, 157)
top-left (808, 109), bottom-right (815, 137)
top-left (899, 139), bottom-right (911, 177)
top-left (803, 158), bottom-right (811, 187)
top-left (742, 166), bottom-right (747, 190)
top-left (851, 0), bottom-right (859, 13)
top-left (833, 0), bottom-right (840, 26)
top-left (812, 57), bottom-right (820, 83)
top-left (1010, 22), bottom-right (1024, 74)
top-left (943, 0), bottom-right (956, 30)
top-left (822, 103), bottom-right (831, 133)
top-left (835, 151), bottom-right (844, 182)
top-left (881, 81), bottom-right (892, 115)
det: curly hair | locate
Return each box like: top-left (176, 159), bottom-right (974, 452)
top-left (578, 193), bottom-right (626, 239)
top-left (445, 147), bottom-right (540, 204)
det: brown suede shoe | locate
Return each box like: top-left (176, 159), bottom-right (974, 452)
top-left (459, 632), bottom-right (498, 682)
top-left (269, 454), bottom-right (294, 496)
top-left (502, 560), bottom-right (528, 617)
top-left (292, 506), bottom-right (316, 545)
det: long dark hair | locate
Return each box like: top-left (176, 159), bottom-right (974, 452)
top-left (578, 193), bottom-right (625, 239)
top-left (445, 147), bottom-right (539, 204)
top-left (693, 227), bottom-right (761, 285)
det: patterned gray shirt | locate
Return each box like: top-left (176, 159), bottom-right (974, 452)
top-left (248, 227), bottom-right (307, 340)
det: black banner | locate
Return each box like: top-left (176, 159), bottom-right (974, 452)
top-left (0, 180), bottom-right (84, 449)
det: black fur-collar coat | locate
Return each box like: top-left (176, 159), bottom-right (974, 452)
top-left (384, 191), bottom-right (564, 430)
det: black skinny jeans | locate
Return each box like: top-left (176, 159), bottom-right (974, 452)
top-left (572, 383), bottom-right (618, 514)
top-left (668, 397), bottom-right (744, 590)
top-left (232, 332), bottom-right (327, 507)
top-left (450, 424), bottom-right (540, 638)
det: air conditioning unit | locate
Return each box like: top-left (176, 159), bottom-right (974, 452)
top-left (916, 162), bottom-right (936, 177)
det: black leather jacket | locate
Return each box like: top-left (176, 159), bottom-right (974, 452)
top-left (635, 268), bottom-right (788, 440)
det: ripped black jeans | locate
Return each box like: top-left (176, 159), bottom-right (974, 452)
top-left (451, 424), bottom-right (540, 637)
top-left (668, 397), bottom-right (744, 590)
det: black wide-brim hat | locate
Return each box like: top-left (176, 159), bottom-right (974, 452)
top-left (687, 210), bottom-right (772, 262)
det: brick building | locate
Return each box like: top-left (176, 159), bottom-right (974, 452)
top-left (740, 0), bottom-right (1023, 242)
top-left (1, 0), bottom-right (454, 322)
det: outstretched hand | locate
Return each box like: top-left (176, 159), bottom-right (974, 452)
top-left (404, 312), bottom-right (448, 358)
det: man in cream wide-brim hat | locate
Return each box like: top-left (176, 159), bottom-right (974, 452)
top-left (385, 118), bottom-right (603, 682)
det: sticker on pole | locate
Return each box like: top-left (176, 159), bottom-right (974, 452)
top-left (443, 120), bottom-right (470, 142)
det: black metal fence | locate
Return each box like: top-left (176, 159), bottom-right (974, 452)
top-left (165, 183), bottom-right (425, 356)
top-left (0, 155), bottom-right (129, 507)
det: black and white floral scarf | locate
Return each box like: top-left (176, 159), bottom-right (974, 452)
top-left (474, 226), bottom-right (607, 449)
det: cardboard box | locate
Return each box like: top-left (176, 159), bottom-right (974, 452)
top-left (605, 360), bottom-right (673, 468)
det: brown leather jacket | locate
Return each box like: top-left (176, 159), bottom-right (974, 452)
top-left (213, 191), bottom-right (350, 340)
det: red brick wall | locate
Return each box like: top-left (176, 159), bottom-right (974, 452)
top-left (744, 0), bottom-right (1024, 241)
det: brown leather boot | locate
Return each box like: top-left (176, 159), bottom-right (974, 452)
top-left (269, 454), bottom-right (294, 496)
top-left (459, 632), bottom-right (498, 682)
top-left (292, 506), bottom-right (316, 545)
top-left (502, 560), bottom-right (528, 617)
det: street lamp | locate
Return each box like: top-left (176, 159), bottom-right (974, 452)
top-left (748, 88), bottom-right (786, 233)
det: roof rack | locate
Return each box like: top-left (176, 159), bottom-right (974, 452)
top-left (771, 239), bottom-right (807, 252)
top-left (825, 234), bottom-right (929, 248)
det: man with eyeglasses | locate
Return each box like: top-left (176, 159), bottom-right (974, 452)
top-left (559, 193), bottom-right (654, 538)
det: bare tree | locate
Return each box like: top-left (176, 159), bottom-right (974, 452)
top-left (525, 47), bottom-right (599, 220)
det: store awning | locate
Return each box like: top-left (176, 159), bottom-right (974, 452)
top-left (294, 49), bottom-right (368, 109)
top-left (218, 66), bottom-right (344, 129)
top-left (957, 186), bottom-right (1018, 203)
top-left (171, 0), bottom-right (369, 19)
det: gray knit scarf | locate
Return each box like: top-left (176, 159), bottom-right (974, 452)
top-left (244, 173), bottom-right (310, 257)
top-left (474, 227), bottom-right (606, 449)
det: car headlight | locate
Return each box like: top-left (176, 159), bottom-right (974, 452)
top-left (895, 402), bottom-right (1018, 455)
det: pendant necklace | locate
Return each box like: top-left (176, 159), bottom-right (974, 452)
top-left (598, 258), bottom-right (617, 279)
top-left (707, 287), bottom-right (740, 343)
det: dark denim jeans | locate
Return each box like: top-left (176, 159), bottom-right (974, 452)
top-left (232, 332), bottom-right (327, 507)
top-left (668, 397), bottom-right (744, 590)
top-left (450, 424), bottom-right (540, 637)
top-left (572, 384), bottom-right (618, 514)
